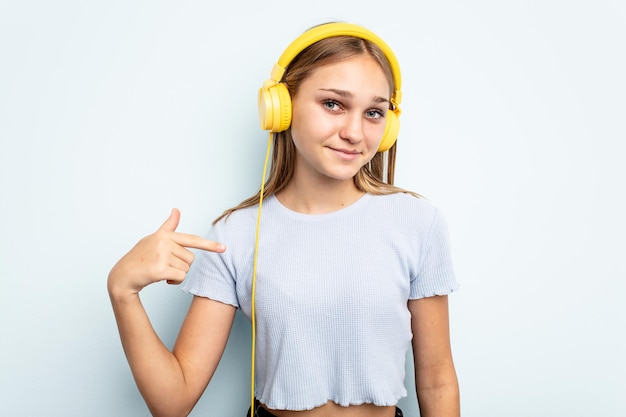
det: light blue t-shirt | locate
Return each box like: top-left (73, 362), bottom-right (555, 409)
top-left (182, 192), bottom-right (458, 410)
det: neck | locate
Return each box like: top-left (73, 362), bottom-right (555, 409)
top-left (276, 173), bottom-right (364, 215)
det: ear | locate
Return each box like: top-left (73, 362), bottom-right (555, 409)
top-left (258, 82), bottom-right (292, 132)
top-left (378, 109), bottom-right (399, 152)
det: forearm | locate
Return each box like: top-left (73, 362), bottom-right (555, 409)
top-left (109, 292), bottom-right (191, 417)
top-left (106, 211), bottom-right (229, 416)
top-left (415, 363), bottom-right (460, 417)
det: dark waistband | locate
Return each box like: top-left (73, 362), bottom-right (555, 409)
top-left (247, 400), bottom-right (404, 417)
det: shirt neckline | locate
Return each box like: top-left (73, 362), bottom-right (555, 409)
top-left (266, 193), bottom-right (373, 221)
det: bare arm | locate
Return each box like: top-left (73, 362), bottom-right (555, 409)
top-left (409, 295), bottom-right (460, 417)
top-left (108, 209), bottom-right (235, 417)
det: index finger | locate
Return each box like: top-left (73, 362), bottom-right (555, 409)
top-left (172, 232), bottom-right (226, 253)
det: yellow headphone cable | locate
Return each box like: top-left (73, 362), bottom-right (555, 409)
top-left (250, 132), bottom-right (273, 414)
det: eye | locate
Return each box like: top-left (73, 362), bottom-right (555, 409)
top-left (322, 99), bottom-right (342, 112)
top-left (365, 108), bottom-right (385, 119)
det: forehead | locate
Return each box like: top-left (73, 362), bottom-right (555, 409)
top-left (301, 55), bottom-right (391, 98)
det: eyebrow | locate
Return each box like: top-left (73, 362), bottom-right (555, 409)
top-left (319, 88), bottom-right (390, 105)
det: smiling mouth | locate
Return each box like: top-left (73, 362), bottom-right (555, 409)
top-left (328, 147), bottom-right (362, 160)
top-left (329, 147), bottom-right (361, 155)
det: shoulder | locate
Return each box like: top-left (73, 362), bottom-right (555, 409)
top-left (212, 195), bottom-right (282, 236)
top-left (366, 193), bottom-right (449, 239)
top-left (368, 192), bottom-right (440, 217)
top-left (211, 201), bottom-right (260, 240)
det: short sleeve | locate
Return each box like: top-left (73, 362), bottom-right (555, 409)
top-left (181, 224), bottom-right (240, 308)
top-left (410, 208), bottom-right (460, 299)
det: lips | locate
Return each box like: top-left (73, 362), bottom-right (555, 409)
top-left (327, 146), bottom-right (362, 161)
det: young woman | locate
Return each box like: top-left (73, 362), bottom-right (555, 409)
top-left (108, 22), bottom-right (460, 417)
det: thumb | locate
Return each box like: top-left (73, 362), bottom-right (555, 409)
top-left (159, 208), bottom-right (180, 232)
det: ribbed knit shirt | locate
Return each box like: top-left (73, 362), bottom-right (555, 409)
top-left (182, 192), bottom-right (458, 411)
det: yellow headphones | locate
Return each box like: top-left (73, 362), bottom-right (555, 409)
top-left (258, 22), bottom-right (403, 152)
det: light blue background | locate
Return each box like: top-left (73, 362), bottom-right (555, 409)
top-left (1, 1), bottom-right (624, 416)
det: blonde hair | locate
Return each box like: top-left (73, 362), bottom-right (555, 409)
top-left (215, 35), bottom-right (419, 224)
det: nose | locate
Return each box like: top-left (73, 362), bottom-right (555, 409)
top-left (338, 112), bottom-right (364, 144)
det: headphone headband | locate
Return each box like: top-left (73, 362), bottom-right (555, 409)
top-left (270, 22), bottom-right (402, 107)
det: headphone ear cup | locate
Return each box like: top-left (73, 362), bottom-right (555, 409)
top-left (258, 82), bottom-right (292, 132)
top-left (378, 109), bottom-right (400, 152)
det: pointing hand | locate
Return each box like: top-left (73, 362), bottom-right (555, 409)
top-left (107, 209), bottom-right (225, 299)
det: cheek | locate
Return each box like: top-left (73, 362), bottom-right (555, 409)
top-left (289, 105), bottom-right (307, 142)
top-left (365, 121), bottom-right (387, 146)
top-left (291, 107), bottom-right (334, 142)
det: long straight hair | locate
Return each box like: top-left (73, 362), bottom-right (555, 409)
top-left (214, 36), bottom-right (419, 224)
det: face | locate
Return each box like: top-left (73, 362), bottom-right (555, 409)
top-left (289, 55), bottom-right (391, 184)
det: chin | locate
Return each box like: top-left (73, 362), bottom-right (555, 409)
top-left (322, 169), bottom-right (361, 182)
